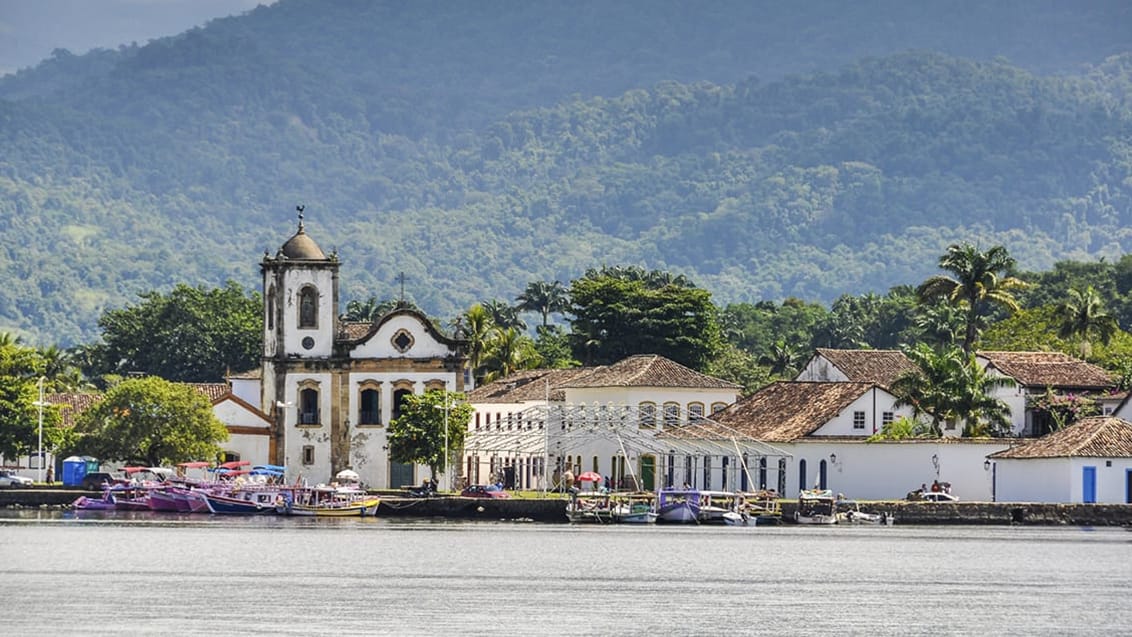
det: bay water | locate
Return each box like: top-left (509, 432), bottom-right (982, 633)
top-left (0, 510), bottom-right (1128, 635)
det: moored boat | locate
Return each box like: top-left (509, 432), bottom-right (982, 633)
top-left (656, 489), bottom-right (700, 523)
top-left (610, 492), bottom-right (657, 524)
top-left (566, 492), bottom-right (615, 523)
top-left (794, 489), bottom-right (838, 524)
top-left (277, 486), bottom-right (379, 516)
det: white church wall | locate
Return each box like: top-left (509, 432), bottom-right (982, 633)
top-left (350, 314), bottom-right (452, 359)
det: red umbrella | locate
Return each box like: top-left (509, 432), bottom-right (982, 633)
top-left (576, 471), bottom-right (603, 483)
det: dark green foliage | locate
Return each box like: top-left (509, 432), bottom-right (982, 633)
top-left (568, 269), bottom-right (721, 370)
top-left (90, 282), bottom-right (262, 383)
top-left (0, 3), bottom-right (1130, 345)
top-left (387, 390), bottom-right (473, 483)
top-left (71, 376), bottom-right (228, 466)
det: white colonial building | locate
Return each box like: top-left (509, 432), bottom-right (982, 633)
top-left (254, 218), bottom-right (469, 488)
top-left (463, 355), bottom-right (761, 491)
top-left (989, 416), bottom-right (1132, 504)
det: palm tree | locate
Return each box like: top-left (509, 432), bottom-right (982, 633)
top-left (482, 328), bottom-right (540, 383)
top-left (515, 280), bottom-right (569, 328)
top-left (758, 341), bottom-right (804, 378)
top-left (916, 244), bottom-right (1027, 353)
top-left (912, 299), bottom-right (965, 348)
top-left (1057, 285), bottom-right (1119, 359)
top-left (342, 296), bottom-right (401, 322)
top-left (891, 344), bottom-right (1014, 437)
top-left (461, 304), bottom-right (497, 382)
top-left (481, 299), bottom-right (526, 331)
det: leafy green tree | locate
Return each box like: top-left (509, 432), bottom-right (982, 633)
top-left (916, 244), bottom-right (1027, 353)
top-left (515, 280), bottom-right (570, 328)
top-left (891, 344), bottom-right (1014, 437)
top-left (1057, 286), bottom-right (1119, 360)
top-left (387, 390), bottom-right (473, 486)
top-left (0, 340), bottom-right (65, 464)
top-left (72, 376), bottom-right (229, 466)
top-left (569, 269), bottom-right (721, 370)
top-left (705, 344), bottom-right (770, 397)
top-left (866, 415), bottom-right (932, 441)
top-left (532, 325), bottom-right (578, 369)
top-left (92, 282), bottom-right (262, 383)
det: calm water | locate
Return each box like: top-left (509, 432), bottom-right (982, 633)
top-left (0, 510), bottom-right (1129, 636)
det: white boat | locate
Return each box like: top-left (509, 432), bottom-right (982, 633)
top-left (838, 501), bottom-right (893, 525)
top-left (794, 489), bottom-right (838, 524)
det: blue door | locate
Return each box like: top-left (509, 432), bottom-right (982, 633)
top-left (1125, 469), bottom-right (1131, 504)
top-left (1082, 466), bottom-right (1097, 503)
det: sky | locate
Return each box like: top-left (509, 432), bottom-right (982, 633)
top-left (0, 0), bottom-right (273, 76)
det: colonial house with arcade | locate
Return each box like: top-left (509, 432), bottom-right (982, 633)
top-left (462, 354), bottom-right (761, 492)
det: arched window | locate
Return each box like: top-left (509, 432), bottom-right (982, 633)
top-left (298, 285), bottom-right (318, 329)
top-left (638, 402), bottom-right (657, 429)
top-left (688, 402), bottom-right (705, 423)
top-left (359, 387), bottom-right (380, 425)
top-left (299, 387), bottom-right (319, 425)
top-left (266, 285), bottom-right (276, 330)
top-left (711, 402), bottom-right (728, 414)
top-left (663, 402), bottom-right (680, 427)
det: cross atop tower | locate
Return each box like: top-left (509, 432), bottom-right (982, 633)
top-left (397, 271), bottom-right (406, 304)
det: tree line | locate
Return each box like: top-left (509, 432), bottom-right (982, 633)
top-left (5, 243), bottom-right (1132, 470)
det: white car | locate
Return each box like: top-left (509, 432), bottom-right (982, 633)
top-left (0, 470), bottom-right (34, 488)
top-left (920, 492), bottom-right (959, 502)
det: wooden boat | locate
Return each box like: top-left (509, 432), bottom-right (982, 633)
top-left (277, 486), bottom-right (379, 517)
top-left (610, 492), bottom-right (657, 524)
top-left (203, 488), bottom-right (282, 514)
top-left (656, 489), bottom-right (700, 523)
top-left (794, 489), bottom-right (838, 524)
top-left (566, 492), bottom-right (615, 523)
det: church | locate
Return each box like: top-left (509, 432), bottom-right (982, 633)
top-left (230, 214), bottom-right (470, 489)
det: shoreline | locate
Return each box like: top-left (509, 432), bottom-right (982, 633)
top-left (5, 488), bottom-right (1130, 526)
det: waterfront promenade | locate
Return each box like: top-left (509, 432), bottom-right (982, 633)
top-left (4, 487), bottom-right (1131, 525)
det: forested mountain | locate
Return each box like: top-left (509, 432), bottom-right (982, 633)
top-left (1, 0), bottom-right (1131, 345)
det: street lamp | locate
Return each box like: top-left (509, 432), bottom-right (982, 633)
top-left (34, 377), bottom-right (46, 483)
top-left (435, 393), bottom-right (450, 492)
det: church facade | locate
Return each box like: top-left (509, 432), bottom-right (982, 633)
top-left (257, 218), bottom-right (469, 488)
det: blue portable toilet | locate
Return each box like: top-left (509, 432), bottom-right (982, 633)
top-left (62, 456), bottom-right (99, 487)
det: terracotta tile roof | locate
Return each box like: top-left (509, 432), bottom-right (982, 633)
top-left (561, 355), bottom-right (740, 390)
top-left (812, 348), bottom-right (918, 387)
top-left (45, 393), bottom-right (101, 428)
top-left (44, 383), bottom-right (232, 427)
top-left (339, 321), bottom-right (372, 340)
top-left (707, 381), bottom-right (874, 442)
top-left (989, 416), bottom-right (1132, 459)
top-left (978, 351), bottom-right (1115, 389)
top-left (226, 368), bottom-right (261, 380)
top-left (466, 368), bottom-right (593, 403)
top-left (188, 383), bottom-right (232, 403)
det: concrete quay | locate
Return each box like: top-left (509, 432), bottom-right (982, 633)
top-left (3, 489), bottom-right (1130, 525)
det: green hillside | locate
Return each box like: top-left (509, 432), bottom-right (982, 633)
top-left (0, 0), bottom-right (1130, 345)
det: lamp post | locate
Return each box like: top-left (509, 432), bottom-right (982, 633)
top-left (435, 393), bottom-right (450, 492)
top-left (34, 376), bottom-right (46, 483)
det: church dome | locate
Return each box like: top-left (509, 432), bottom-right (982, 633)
top-left (279, 226), bottom-right (327, 260)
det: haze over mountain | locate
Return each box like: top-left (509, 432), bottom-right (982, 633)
top-left (0, 0), bottom-right (1130, 346)
top-left (0, 0), bottom-right (270, 76)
